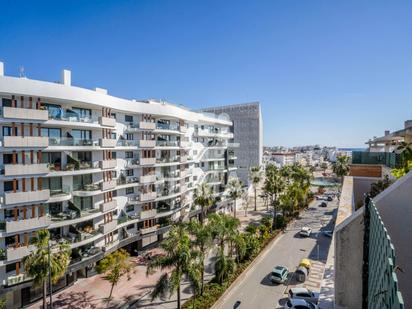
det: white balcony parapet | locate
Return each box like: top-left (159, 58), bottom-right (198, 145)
top-left (180, 126), bottom-right (187, 133)
top-left (99, 220), bottom-right (117, 234)
top-left (4, 163), bottom-right (49, 176)
top-left (100, 159), bottom-right (117, 170)
top-left (140, 209), bottom-right (157, 220)
top-left (99, 200), bottom-right (117, 213)
top-left (3, 136), bottom-right (49, 148)
top-left (180, 170), bottom-right (187, 178)
top-left (102, 179), bottom-right (117, 191)
top-left (3, 107), bottom-right (48, 121)
top-left (140, 174), bottom-right (156, 183)
top-left (140, 225), bottom-right (158, 235)
top-left (6, 273), bottom-right (32, 286)
top-left (140, 192), bottom-right (157, 202)
top-left (140, 157), bottom-right (156, 166)
top-left (4, 189), bottom-right (50, 205)
top-left (7, 245), bottom-right (36, 261)
top-left (139, 122), bottom-right (156, 130)
top-left (139, 140), bottom-right (156, 148)
top-left (180, 141), bottom-right (190, 148)
top-left (5, 216), bottom-right (50, 234)
top-left (180, 155), bottom-right (188, 163)
top-left (99, 138), bottom-right (117, 148)
top-left (99, 116), bottom-right (116, 127)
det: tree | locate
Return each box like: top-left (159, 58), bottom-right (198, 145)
top-left (214, 248), bottom-right (236, 284)
top-left (23, 229), bottom-right (71, 309)
top-left (227, 177), bottom-right (243, 218)
top-left (249, 166), bottom-right (263, 211)
top-left (147, 225), bottom-right (198, 309)
top-left (332, 155), bottom-right (350, 180)
top-left (186, 220), bottom-right (213, 296)
top-left (194, 182), bottom-right (214, 225)
top-left (320, 162), bottom-right (328, 173)
top-left (96, 249), bottom-right (132, 299)
top-left (264, 165), bottom-right (286, 230)
top-left (392, 142), bottom-right (412, 178)
top-left (369, 175), bottom-right (392, 198)
top-left (208, 213), bottom-right (240, 253)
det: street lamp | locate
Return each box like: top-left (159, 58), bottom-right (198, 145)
top-left (48, 239), bottom-right (53, 309)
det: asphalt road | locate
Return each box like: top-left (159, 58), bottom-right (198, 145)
top-left (217, 197), bottom-right (338, 309)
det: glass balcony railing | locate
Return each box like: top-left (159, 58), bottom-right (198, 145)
top-left (156, 140), bottom-right (179, 147)
top-left (48, 137), bottom-right (99, 147)
top-left (117, 140), bottom-right (139, 146)
top-left (351, 151), bottom-right (402, 168)
top-left (156, 123), bottom-right (180, 131)
top-left (48, 111), bottom-right (99, 124)
top-left (156, 157), bottom-right (179, 163)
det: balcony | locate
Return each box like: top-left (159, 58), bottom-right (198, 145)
top-left (125, 158), bottom-right (139, 168)
top-left (139, 140), bottom-right (156, 148)
top-left (117, 140), bottom-right (139, 147)
top-left (140, 174), bottom-right (156, 183)
top-left (7, 245), bottom-right (35, 261)
top-left (4, 163), bottom-right (49, 176)
top-left (3, 136), bottom-right (49, 148)
top-left (180, 126), bottom-right (187, 133)
top-left (5, 216), bottom-right (50, 234)
top-left (4, 189), bottom-right (50, 205)
top-left (100, 200), bottom-right (117, 213)
top-left (48, 137), bottom-right (99, 147)
top-left (140, 208), bottom-right (157, 220)
top-left (100, 159), bottom-right (117, 170)
top-left (140, 225), bottom-right (158, 235)
top-left (99, 116), bottom-right (116, 127)
top-left (6, 273), bottom-right (32, 286)
top-left (156, 140), bottom-right (179, 147)
top-left (140, 157), bottom-right (156, 165)
top-left (99, 138), bottom-right (117, 148)
top-left (156, 157), bottom-right (179, 164)
top-left (99, 220), bottom-right (117, 234)
top-left (140, 121), bottom-right (156, 130)
top-left (140, 192), bottom-right (157, 202)
top-left (2, 106), bottom-right (48, 121)
top-left (156, 123), bottom-right (180, 132)
top-left (101, 179), bottom-right (117, 191)
top-left (180, 155), bottom-right (188, 163)
top-left (180, 141), bottom-right (190, 148)
top-left (351, 151), bottom-right (402, 168)
top-left (180, 170), bottom-right (187, 178)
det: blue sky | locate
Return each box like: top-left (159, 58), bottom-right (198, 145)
top-left (1, 0), bottom-right (412, 147)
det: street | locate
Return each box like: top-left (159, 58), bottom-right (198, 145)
top-left (217, 197), bottom-right (338, 309)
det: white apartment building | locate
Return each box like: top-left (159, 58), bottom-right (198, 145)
top-left (0, 63), bottom-right (236, 307)
top-left (271, 152), bottom-right (296, 167)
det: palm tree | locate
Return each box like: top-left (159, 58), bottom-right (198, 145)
top-left (227, 177), bottom-right (243, 218)
top-left (264, 165), bottom-right (286, 230)
top-left (96, 249), bottom-right (132, 299)
top-left (194, 182), bottom-right (214, 225)
top-left (23, 229), bottom-right (71, 309)
top-left (249, 166), bottom-right (263, 211)
top-left (214, 248), bottom-right (236, 284)
top-left (147, 224), bottom-right (199, 309)
top-left (208, 213), bottom-right (240, 253)
top-left (186, 220), bottom-right (213, 296)
top-left (320, 162), bottom-right (328, 174)
top-left (332, 155), bottom-right (350, 180)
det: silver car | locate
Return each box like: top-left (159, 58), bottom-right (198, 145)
top-left (289, 287), bottom-right (320, 304)
top-left (270, 265), bottom-right (289, 284)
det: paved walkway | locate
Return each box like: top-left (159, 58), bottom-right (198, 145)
top-left (27, 187), bottom-right (268, 309)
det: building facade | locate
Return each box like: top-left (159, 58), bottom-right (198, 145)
top-left (199, 102), bottom-right (263, 185)
top-left (0, 63), bottom-right (236, 307)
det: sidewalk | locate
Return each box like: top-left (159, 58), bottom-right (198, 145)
top-left (27, 192), bottom-right (268, 309)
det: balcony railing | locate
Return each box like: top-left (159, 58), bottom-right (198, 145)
top-left (351, 151), bottom-right (402, 168)
top-left (156, 123), bottom-right (180, 131)
top-left (48, 137), bottom-right (99, 147)
top-left (117, 140), bottom-right (139, 147)
top-left (156, 140), bottom-right (179, 147)
top-left (47, 110), bottom-right (99, 124)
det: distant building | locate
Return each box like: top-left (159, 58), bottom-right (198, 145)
top-left (199, 102), bottom-right (263, 185)
top-left (271, 152), bottom-right (296, 167)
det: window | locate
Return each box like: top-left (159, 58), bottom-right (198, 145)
top-left (73, 151), bottom-right (92, 162)
top-left (126, 169), bottom-right (134, 177)
top-left (73, 174), bottom-right (92, 191)
top-left (4, 180), bottom-right (17, 192)
top-left (3, 153), bottom-right (13, 164)
top-left (126, 205), bottom-right (134, 212)
top-left (110, 113), bottom-right (116, 119)
top-left (125, 133), bottom-right (133, 140)
top-left (71, 107), bottom-right (92, 119)
top-left (126, 187), bottom-right (134, 195)
top-left (2, 126), bottom-right (17, 136)
top-left (2, 98), bottom-right (12, 107)
top-left (125, 115), bottom-right (133, 123)
top-left (71, 130), bottom-right (91, 140)
top-left (49, 203), bottom-right (62, 216)
top-left (193, 150), bottom-right (197, 155)
top-left (41, 103), bottom-right (62, 119)
top-left (41, 128), bottom-right (61, 139)
top-left (42, 177), bottom-right (63, 195)
top-left (112, 152), bottom-right (117, 159)
top-left (125, 151), bottom-right (133, 159)
top-left (111, 132), bottom-right (117, 139)
top-left (73, 196), bottom-right (93, 211)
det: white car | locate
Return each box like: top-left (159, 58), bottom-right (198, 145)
top-left (289, 287), bottom-right (320, 304)
top-left (299, 226), bottom-right (312, 237)
top-left (284, 298), bottom-right (318, 309)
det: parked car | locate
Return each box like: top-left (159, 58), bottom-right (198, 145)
top-left (289, 287), bottom-right (320, 304)
top-left (270, 265), bottom-right (289, 284)
top-left (326, 196), bottom-right (333, 201)
top-left (319, 202), bottom-right (327, 207)
top-left (299, 226), bottom-right (312, 237)
top-left (284, 298), bottom-right (318, 309)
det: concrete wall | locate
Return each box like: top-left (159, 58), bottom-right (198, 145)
top-left (334, 176), bottom-right (364, 309)
top-left (374, 171), bottom-right (412, 308)
top-left (199, 102), bottom-right (263, 185)
top-left (352, 176), bottom-right (380, 209)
